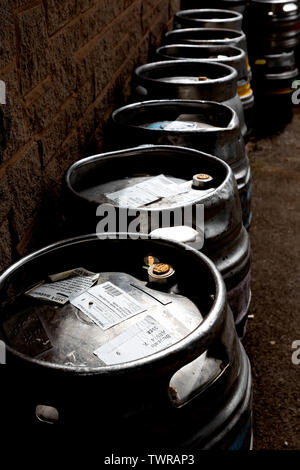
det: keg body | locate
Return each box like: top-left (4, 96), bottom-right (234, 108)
top-left (111, 100), bottom-right (252, 229)
top-left (247, 0), bottom-right (300, 55)
top-left (155, 45), bottom-right (254, 136)
top-left (165, 28), bottom-right (248, 56)
top-left (164, 27), bottom-right (252, 100)
top-left (0, 234), bottom-right (253, 447)
top-left (174, 9), bottom-right (243, 32)
top-left (252, 51), bottom-right (299, 132)
top-left (64, 145), bottom-right (252, 336)
top-left (133, 59), bottom-right (247, 137)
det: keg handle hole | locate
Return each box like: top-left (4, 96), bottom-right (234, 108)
top-left (135, 85), bottom-right (148, 97)
top-left (35, 405), bottom-right (59, 424)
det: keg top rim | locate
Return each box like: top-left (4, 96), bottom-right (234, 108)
top-left (165, 27), bottom-right (246, 41)
top-left (0, 233), bottom-right (227, 377)
top-left (66, 144), bottom-right (233, 211)
top-left (176, 8), bottom-right (242, 21)
top-left (157, 44), bottom-right (246, 61)
top-left (112, 99), bottom-right (240, 134)
top-left (135, 59), bottom-right (238, 87)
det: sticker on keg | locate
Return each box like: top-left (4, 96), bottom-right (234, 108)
top-left (70, 281), bottom-right (146, 330)
top-left (176, 114), bottom-right (218, 130)
top-left (105, 174), bottom-right (188, 208)
top-left (145, 121), bottom-right (199, 131)
top-left (26, 268), bottom-right (100, 305)
top-left (145, 121), bottom-right (174, 130)
top-left (160, 76), bottom-right (205, 84)
top-left (164, 121), bottom-right (198, 131)
top-left (144, 114), bottom-right (217, 131)
top-left (146, 181), bottom-right (215, 207)
top-left (94, 315), bottom-right (177, 365)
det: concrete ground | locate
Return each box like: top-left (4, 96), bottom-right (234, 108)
top-left (243, 107), bottom-right (300, 450)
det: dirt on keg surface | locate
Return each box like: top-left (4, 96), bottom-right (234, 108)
top-left (243, 107), bottom-right (300, 450)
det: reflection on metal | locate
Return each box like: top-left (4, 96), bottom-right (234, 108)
top-left (133, 59), bottom-right (247, 137)
top-left (111, 100), bottom-right (252, 228)
top-left (65, 146), bottom-right (252, 332)
top-left (174, 9), bottom-right (243, 32)
top-left (0, 234), bottom-right (253, 448)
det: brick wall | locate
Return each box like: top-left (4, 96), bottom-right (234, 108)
top-left (0, 0), bottom-right (179, 272)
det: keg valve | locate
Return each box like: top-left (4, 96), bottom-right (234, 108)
top-left (148, 263), bottom-right (175, 285)
top-left (193, 173), bottom-right (214, 189)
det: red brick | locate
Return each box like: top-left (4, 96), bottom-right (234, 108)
top-left (44, 131), bottom-right (79, 190)
top-left (1, 0), bottom-right (177, 257)
top-left (0, 1), bottom-right (15, 69)
top-left (24, 80), bottom-right (61, 135)
top-left (39, 110), bottom-right (68, 166)
top-left (17, 4), bottom-right (49, 95)
top-left (77, 0), bottom-right (97, 13)
top-left (49, 22), bottom-right (81, 102)
top-left (0, 173), bottom-right (12, 224)
top-left (0, 67), bottom-right (28, 163)
top-left (0, 220), bottom-right (12, 272)
top-left (65, 80), bottom-right (95, 134)
top-left (44, 0), bottom-right (78, 36)
top-left (7, 142), bottom-right (42, 240)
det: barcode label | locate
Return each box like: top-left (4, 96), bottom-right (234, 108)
top-left (102, 284), bottom-right (122, 297)
top-left (70, 282), bottom-right (146, 330)
top-left (94, 316), bottom-right (177, 365)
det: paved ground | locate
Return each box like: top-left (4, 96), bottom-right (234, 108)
top-left (243, 107), bottom-right (300, 450)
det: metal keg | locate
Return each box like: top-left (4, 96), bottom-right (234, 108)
top-left (253, 50), bottom-right (299, 93)
top-left (156, 45), bottom-right (247, 81)
top-left (165, 27), bottom-right (248, 56)
top-left (181, 1), bottom-right (247, 15)
top-left (164, 27), bottom-right (251, 84)
top-left (155, 45), bottom-right (254, 137)
top-left (0, 234), bottom-right (252, 447)
top-left (110, 100), bottom-right (252, 229)
top-left (64, 145), bottom-right (252, 337)
top-left (175, 9), bottom-right (243, 32)
top-left (247, 0), bottom-right (300, 55)
top-left (251, 50), bottom-right (299, 132)
top-left (133, 59), bottom-right (247, 137)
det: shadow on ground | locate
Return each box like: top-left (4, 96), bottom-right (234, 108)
top-left (244, 107), bottom-right (300, 450)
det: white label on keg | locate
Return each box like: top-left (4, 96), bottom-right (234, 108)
top-left (160, 76), bottom-right (201, 84)
top-left (164, 121), bottom-right (199, 131)
top-left (94, 315), bottom-right (176, 365)
top-left (26, 268), bottom-right (100, 305)
top-left (146, 181), bottom-right (215, 207)
top-left (70, 281), bottom-right (146, 330)
top-left (105, 175), bottom-right (188, 208)
top-left (174, 187), bottom-right (215, 203)
top-left (144, 115), bottom-right (218, 131)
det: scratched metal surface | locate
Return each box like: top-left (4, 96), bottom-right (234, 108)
top-left (132, 59), bottom-right (247, 137)
top-left (111, 99), bottom-right (252, 227)
top-left (1, 271), bottom-right (202, 368)
top-left (174, 9), bottom-right (243, 32)
top-left (65, 146), bottom-right (251, 327)
top-left (156, 45), bottom-right (248, 83)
